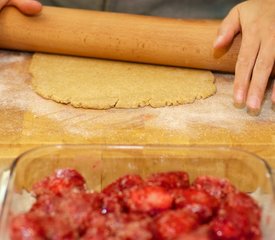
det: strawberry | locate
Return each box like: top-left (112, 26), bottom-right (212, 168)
top-left (31, 191), bottom-right (103, 235)
top-left (10, 212), bottom-right (76, 240)
top-left (210, 205), bottom-right (262, 240)
top-left (124, 185), bottom-right (173, 214)
top-left (193, 176), bottom-right (236, 201)
top-left (31, 194), bottom-right (62, 215)
top-left (172, 188), bottom-right (219, 222)
top-left (224, 192), bottom-right (261, 223)
top-left (40, 215), bottom-right (75, 240)
top-left (219, 192), bottom-right (262, 239)
top-left (81, 212), bottom-right (108, 240)
top-left (101, 192), bottom-right (125, 214)
top-left (146, 171), bottom-right (189, 189)
top-left (101, 175), bottom-right (144, 214)
top-left (102, 174), bottom-right (143, 195)
top-left (153, 209), bottom-right (199, 240)
top-left (10, 213), bottom-right (44, 240)
top-left (210, 208), bottom-right (248, 240)
top-left (58, 192), bottom-right (102, 233)
top-left (32, 169), bottom-right (86, 196)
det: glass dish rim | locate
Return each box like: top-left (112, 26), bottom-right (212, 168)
top-left (2, 144), bottom-right (275, 216)
top-left (10, 143), bottom-right (274, 171)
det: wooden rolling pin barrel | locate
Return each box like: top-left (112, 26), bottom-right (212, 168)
top-left (0, 6), bottom-right (242, 72)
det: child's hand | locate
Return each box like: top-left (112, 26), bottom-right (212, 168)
top-left (214, 0), bottom-right (275, 115)
top-left (0, 0), bottom-right (42, 15)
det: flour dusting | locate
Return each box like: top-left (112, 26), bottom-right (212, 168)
top-left (154, 75), bottom-right (274, 131)
top-left (0, 51), bottom-right (274, 138)
top-left (0, 51), bottom-right (26, 64)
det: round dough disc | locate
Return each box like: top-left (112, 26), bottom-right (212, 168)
top-left (30, 53), bottom-right (216, 109)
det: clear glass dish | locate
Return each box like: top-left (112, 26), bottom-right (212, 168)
top-left (0, 145), bottom-right (274, 239)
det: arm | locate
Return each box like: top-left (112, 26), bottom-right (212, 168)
top-left (0, 0), bottom-right (42, 15)
top-left (214, 0), bottom-right (275, 115)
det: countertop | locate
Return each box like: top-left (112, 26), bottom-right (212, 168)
top-left (0, 50), bottom-right (274, 170)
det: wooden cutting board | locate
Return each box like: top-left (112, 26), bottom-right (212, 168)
top-left (0, 50), bottom-right (274, 169)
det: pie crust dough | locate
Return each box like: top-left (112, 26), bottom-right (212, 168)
top-left (30, 53), bottom-right (216, 109)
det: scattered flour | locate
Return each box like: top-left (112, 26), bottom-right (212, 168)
top-left (154, 75), bottom-right (274, 130)
top-left (0, 50), bottom-right (274, 138)
top-left (0, 51), bottom-right (26, 64)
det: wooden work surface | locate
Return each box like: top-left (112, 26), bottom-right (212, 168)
top-left (0, 50), bottom-right (274, 170)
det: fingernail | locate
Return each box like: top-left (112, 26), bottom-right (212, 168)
top-left (246, 96), bottom-right (260, 110)
top-left (213, 35), bottom-right (224, 48)
top-left (234, 91), bottom-right (245, 109)
top-left (246, 95), bottom-right (261, 116)
top-left (234, 102), bottom-right (245, 109)
top-left (247, 107), bottom-right (261, 117)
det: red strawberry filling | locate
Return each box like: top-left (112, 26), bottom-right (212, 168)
top-left (10, 169), bottom-right (262, 240)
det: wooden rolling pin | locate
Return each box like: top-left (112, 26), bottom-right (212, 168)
top-left (0, 6), bottom-right (241, 72)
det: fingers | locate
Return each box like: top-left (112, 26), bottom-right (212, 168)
top-left (0, 0), bottom-right (9, 10)
top-left (246, 42), bottom-right (274, 115)
top-left (7, 0), bottom-right (42, 15)
top-left (233, 32), bottom-right (260, 108)
top-left (214, 7), bottom-right (241, 49)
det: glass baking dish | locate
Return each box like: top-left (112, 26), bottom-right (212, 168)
top-left (0, 145), bottom-right (274, 239)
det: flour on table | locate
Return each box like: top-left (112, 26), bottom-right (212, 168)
top-left (0, 51), bottom-right (274, 138)
top-left (0, 50), bottom-right (26, 64)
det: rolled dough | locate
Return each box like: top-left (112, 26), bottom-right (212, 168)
top-left (30, 53), bottom-right (216, 109)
